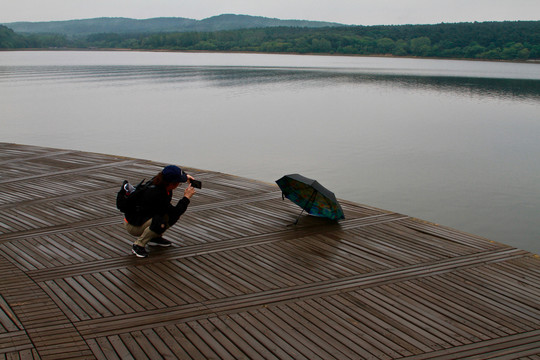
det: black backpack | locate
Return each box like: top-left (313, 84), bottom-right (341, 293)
top-left (116, 179), bottom-right (149, 215)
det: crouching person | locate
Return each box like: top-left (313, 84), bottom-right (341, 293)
top-left (125, 165), bottom-right (196, 258)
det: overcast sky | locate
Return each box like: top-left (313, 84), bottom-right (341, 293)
top-left (1, 0), bottom-right (539, 26)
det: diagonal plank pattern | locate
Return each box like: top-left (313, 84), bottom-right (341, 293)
top-left (0, 143), bottom-right (539, 359)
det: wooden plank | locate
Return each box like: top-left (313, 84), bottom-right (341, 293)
top-left (405, 277), bottom-right (510, 338)
top-left (0, 159), bottom-right (137, 185)
top-left (175, 321), bottom-right (222, 359)
top-left (437, 273), bottom-right (538, 331)
top-left (1, 143), bottom-right (540, 359)
top-left (251, 307), bottom-right (330, 360)
top-left (163, 323), bottom-right (208, 359)
top-left (326, 294), bottom-right (424, 357)
top-left (86, 337), bottom-right (121, 360)
top-left (400, 330), bottom-right (540, 359)
top-left (149, 326), bottom-right (193, 359)
top-left (209, 316), bottom-right (278, 360)
top-left (233, 311), bottom-right (298, 359)
top-left (393, 281), bottom-right (493, 341)
top-left (272, 302), bottom-right (364, 359)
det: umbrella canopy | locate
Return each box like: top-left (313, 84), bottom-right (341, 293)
top-left (276, 174), bottom-right (345, 222)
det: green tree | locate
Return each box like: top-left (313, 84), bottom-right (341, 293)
top-left (517, 48), bottom-right (530, 60)
top-left (530, 45), bottom-right (540, 58)
top-left (376, 37), bottom-right (395, 54)
top-left (463, 42), bottom-right (487, 58)
top-left (478, 48), bottom-right (502, 59)
top-left (358, 37), bottom-right (377, 54)
top-left (261, 40), bottom-right (291, 52)
top-left (501, 42), bottom-right (525, 59)
top-left (311, 38), bottom-right (332, 53)
top-left (196, 40), bottom-right (218, 51)
top-left (293, 36), bottom-right (312, 53)
top-left (410, 36), bottom-right (432, 56)
top-left (393, 39), bottom-right (408, 56)
top-left (0, 25), bottom-right (26, 48)
top-left (340, 45), bottom-right (359, 54)
top-left (4, 20), bottom-right (540, 60)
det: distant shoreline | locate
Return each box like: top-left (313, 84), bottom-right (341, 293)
top-left (2, 47), bottom-right (539, 64)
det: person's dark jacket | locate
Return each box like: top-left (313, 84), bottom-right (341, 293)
top-left (125, 183), bottom-right (190, 229)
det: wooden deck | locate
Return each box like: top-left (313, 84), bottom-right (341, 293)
top-left (0, 142), bottom-right (539, 359)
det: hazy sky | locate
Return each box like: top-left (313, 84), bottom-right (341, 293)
top-left (1, 0), bottom-right (539, 25)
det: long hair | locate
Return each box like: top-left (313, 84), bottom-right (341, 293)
top-left (152, 171), bottom-right (167, 187)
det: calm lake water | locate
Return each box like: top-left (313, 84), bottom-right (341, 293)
top-left (1, 51), bottom-right (539, 254)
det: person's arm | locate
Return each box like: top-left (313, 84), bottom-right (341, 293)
top-left (168, 185), bottom-right (196, 225)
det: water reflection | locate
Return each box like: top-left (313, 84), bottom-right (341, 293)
top-left (204, 68), bottom-right (540, 103)
top-left (368, 74), bottom-right (540, 103)
top-left (3, 65), bottom-right (539, 103)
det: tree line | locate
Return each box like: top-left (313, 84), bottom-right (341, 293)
top-left (2, 21), bottom-right (540, 61)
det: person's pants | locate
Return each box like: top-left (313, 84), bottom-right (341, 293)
top-left (124, 215), bottom-right (169, 247)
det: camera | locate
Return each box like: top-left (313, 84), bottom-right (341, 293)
top-left (190, 179), bottom-right (202, 189)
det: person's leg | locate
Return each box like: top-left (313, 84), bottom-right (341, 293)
top-left (146, 214), bottom-right (172, 246)
top-left (125, 219), bottom-right (155, 257)
top-left (125, 216), bottom-right (172, 257)
top-left (134, 224), bottom-right (163, 247)
top-left (124, 218), bottom-right (151, 238)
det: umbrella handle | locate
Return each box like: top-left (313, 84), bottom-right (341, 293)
top-left (294, 189), bottom-right (318, 225)
top-left (294, 208), bottom-right (305, 225)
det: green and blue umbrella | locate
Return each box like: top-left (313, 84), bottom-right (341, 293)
top-left (276, 174), bottom-right (345, 224)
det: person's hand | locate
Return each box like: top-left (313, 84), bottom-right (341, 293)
top-left (184, 184), bottom-right (196, 199)
top-left (187, 174), bottom-right (195, 182)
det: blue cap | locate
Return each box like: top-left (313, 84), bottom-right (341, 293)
top-left (162, 165), bottom-right (188, 183)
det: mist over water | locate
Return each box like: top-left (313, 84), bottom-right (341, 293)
top-left (1, 51), bottom-right (539, 254)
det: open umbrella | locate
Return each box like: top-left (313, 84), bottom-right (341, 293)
top-left (276, 173), bottom-right (345, 224)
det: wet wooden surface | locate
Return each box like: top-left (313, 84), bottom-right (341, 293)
top-left (1, 142), bottom-right (539, 359)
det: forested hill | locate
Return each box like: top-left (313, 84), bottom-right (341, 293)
top-left (2, 15), bottom-right (344, 36)
top-left (1, 19), bottom-right (539, 62)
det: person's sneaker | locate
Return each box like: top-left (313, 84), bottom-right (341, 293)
top-left (148, 237), bottom-right (172, 247)
top-left (132, 244), bottom-right (148, 258)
